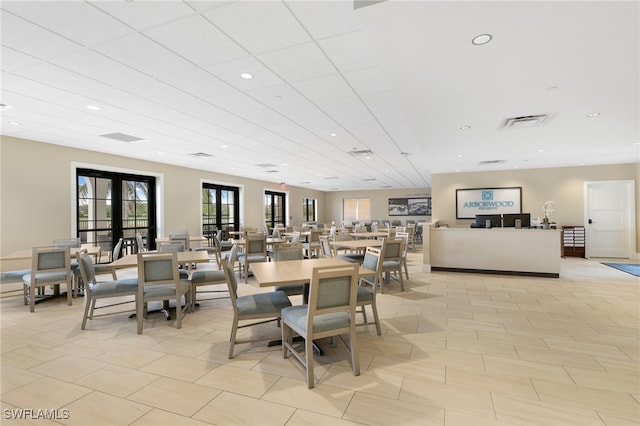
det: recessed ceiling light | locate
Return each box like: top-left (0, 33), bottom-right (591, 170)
top-left (459, 125), bottom-right (471, 130)
top-left (282, 163), bottom-right (288, 166)
top-left (9, 121), bottom-right (21, 126)
top-left (457, 154), bottom-right (463, 158)
top-left (472, 34), bottom-right (492, 45)
top-left (240, 72), bottom-right (253, 79)
top-left (330, 133), bottom-right (337, 137)
top-left (221, 144), bottom-right (228, 148)
top-left (586, 112), bottom-right (600, 117)
top-left (538, 149), bottom-right (545, 153)
top-left (86, 105), bottom-right (101, 111)
top-left (632, 142), bottom-right (640, 146)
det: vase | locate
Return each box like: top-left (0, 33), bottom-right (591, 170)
top-left (542, 223), bottom-right (550, 229)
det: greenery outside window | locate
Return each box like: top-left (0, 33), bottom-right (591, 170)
top-left (303, 198), bottom-right (316, 222)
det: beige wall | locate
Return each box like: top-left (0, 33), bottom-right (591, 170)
top-left (0, 136), bottom-right (324, 263)
top-left (431, 164), bottom-right (639, 254)
top-left (323, 188), bottom-right (431, 225)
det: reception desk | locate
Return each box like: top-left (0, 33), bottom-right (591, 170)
top-left (426, 227), bottom-right (561, 278)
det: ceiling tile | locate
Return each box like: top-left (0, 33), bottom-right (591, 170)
top-left (318, 30), bottom-right (380, 72)
top-left (89, 1), bottom-right (195, 31)
top-left (144, 14), bottom-right (247, 67)
top-left (257, 42), bottom-right (337, 83)
top-left (204, 56), bottom-right (284, 90)
top-left (11, 62), bottom-right (112, 97)
top-left (204, 1), bottom-right (310, 54)
top-left (0, 11), bottom-right (80, 59)
top-left (159, 68), bottom-right (236, 99)
top-left (291, 74), bottom-right (354, 102)
top-left (0, 46), bottom-right (41, 72)
top-left (2, 1), bottom-right (133, 46)
top-left (50, 49), bottom-right (149, 87)
top-left (285, 0), bottom-right (363, 40)
top-left (93, 33), bottom-right (195, 78)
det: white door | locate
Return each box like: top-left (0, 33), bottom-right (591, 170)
top-left (584, 180), bottom-right (635, 258)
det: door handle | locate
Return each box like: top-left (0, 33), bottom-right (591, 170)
top-left (588, 219), bottom-right (593, 224)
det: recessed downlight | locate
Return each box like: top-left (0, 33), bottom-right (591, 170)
top-left (587, 112), bottom-right (600, 117)
top-left (330, 133), bottom-right (337, 137)
top-left (472, 34), bottom-right (492, 45)
top-left (240, 72), bottom-right (253, 79)
top-left (459, 125), bottom-right (471, 130)
top-left (86, 105), bottom-right (101, 111)
top-left (538, 149), bottom-right (545, 153)
top-left (9, 121), bottom-right (21, 126)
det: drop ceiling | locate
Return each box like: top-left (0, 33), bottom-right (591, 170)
top-left (1, 1), bottom-right (638, 191)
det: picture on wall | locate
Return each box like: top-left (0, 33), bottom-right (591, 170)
top-left (456, 187), bottom-right (522, 219)
top-left (388, 197), bottom-right (431, 216)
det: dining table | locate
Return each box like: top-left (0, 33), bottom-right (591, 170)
top-left (350, 231), bottom-right (390, 239)
top-left (0, 244), bottom-right (101, 262)
top-left (331, 239), bottom-right (383, 252)
top-left (108, 250), bottom-right (210, 273)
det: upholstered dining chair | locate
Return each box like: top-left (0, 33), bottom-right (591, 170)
top-left (272, 242), bottom-right (305, 298)
top-left (281, 263), bottom-right (360, 388)
top-left (395, 231), bottom-right (411, 280)
top-left (302, 229), bottom-right (322, 258)
top-left (23, 246), bottom-right (72, 312)
top-left (237, 233), bottom-right (267, 283)
top-left (221, 258), bottom-right (292, 359)
top-left (357, 246), bottom-right (383, 335)
top-left (77, 252), bottom-right (137, 329)
top-left (319, 235), bottom-right (361, 264)
top-left (169, 232), bottom-right (190, 252)
top-left (190, 244), bottom-right (237, 310)
top-left (136, 252), bottom-right (191, 334)
top-left (381, 238), bottom-right (405, 293)
top-left (135, 233), bottom-right (146, 253)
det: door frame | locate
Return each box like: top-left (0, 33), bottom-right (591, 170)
top-left (583, 179), bottom-right (636, 259)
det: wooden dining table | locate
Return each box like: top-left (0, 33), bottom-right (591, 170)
top-left (0, 244), bottom-right (101, 262)
top-left (350, 231), bottom-right (390, 239)
top-left (108, 250), bottom-right (210, 273)
top-left (331, 239), bottom-right (383, 252)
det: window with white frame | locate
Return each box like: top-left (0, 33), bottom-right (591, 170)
top-left (343, 198), bottom-right (370, 224)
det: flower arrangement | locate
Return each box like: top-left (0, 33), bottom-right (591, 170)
top-left (542, 200), bottom-right (556, 224)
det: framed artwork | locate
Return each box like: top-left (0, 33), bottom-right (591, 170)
top-left (388, 197), bottom-right (431, 216)
top-left (456, 187), bottom-right (522, 219)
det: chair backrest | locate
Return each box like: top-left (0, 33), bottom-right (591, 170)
top-left (334, 230), bottom-right (351, 242)
top-left (290, 231), bottom-right (301, 244)
top-left (382, 220), bottom-right (390, 228)
top-left (112, 238), bottom-right (124, 262)
top-left (307, 264), bottom-right (359, 330)
top-left (226, 243), bottom-right (238, 267)
top-left (273, 243), bottom-right (304, 261)
top-left (309, 230), bottom-right (322, 243)
top-left (387, 228), bottom-right (397, 240)
top-left (169, 232), bottom-right (190, 251)
top-left (135, 233), bottom-right (146, 253)
top-left (221, 258), bottom-right (239, 303)
top-left (395, 232), bottom-right (409, 256)
top-left (137, 252), bottom-right (179, 289)
top-left (318, 236), bottom-right (333, 258)
top-left (371, 223), bottom-right (379, 232)
top-left (362, 246), bottom-right (383, 274)
top-left (77, 252), bottom-right (97, 286)
top-left (391, 220), bottom-right (402, 227)
top-left (53, 237), bottom-right (81, 248)
top-left (32, 246), bottom-right (70, 274)
top-left (245, 233), bottom-right (267, 255)
top-left (383, 238), bottom-right (404, 261)
top-left (157, 242), bottom-right (185, 252)
top-left (395, 226), bottom-right (406, 232)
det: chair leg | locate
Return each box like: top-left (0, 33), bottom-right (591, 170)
top-left (228, 317), bottom-right (239, 359)
top-left (175, 296), bottom-right (182, 329)
top-left (81, 296), bottom-right (92, 330)
top-left (136, 298), bottom-right (144, 334)
top-left (370, 302), bottom-right (382, 336)
top-left (305, 336), bottom-right (314, 388)
top-left (349, 329), bottom-right (360, 377)
top-left (29, 284), bottom-right (36, 313)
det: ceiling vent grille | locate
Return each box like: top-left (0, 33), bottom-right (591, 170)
top-left (189, 152), bottom-right (213, 157)
top-left (324, 176), bottom-right (340, 180)
top-left (479, 160), bottom-right (505, 165)
top-left (501, 114), bottom-right (549, 129)
top-left (100, 132), bottom-right (145, 142)
top-left (349, 149), bottom-right (373, 157)
top-left (256, 163), bottom-right (278, 168)
top-left (265, 170), bottom-right (279, 173)
top-left (363, 178), bottom-right (376, 181)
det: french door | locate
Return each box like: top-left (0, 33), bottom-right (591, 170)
top-left (77, 169), bottom-right (156, 257)
top-left (264, 191), bottom-right (286, 231)
top-left (202, 183), bottom-right (240, 239)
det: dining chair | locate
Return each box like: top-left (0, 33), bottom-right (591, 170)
top-left (136, 252), bottom-right (191, 334)
top-left (93, 237), bottom-right (123, 280)
top-left (190, 244), bottom-right (237, 310)
top-left (405, 223), bottom-right (417, 251)
top-left (319, 236), bottom-right (361, 264)
top-left (395, 231), bottom-right (411, 280)
top-left (23, 246), bottom-right (72, 312)
top-left (76, 252), bottom-right (137, 329)
top-left (169, 232), bottom-right (190, 251)
top-left (381, 238), bottom-right (405, 293)
top-left (221, 258), bottom-right (292, 359)
top-left (357, 247), bottom-right (383, 335)
top-left (302, 229), bottom-right (322, 258)
top-left (135, 233), bottom-right (146, 253)
top-left (272, 243), bottom-right (305, 298)
top-left (281, 263), bottom-right (360, 388)
top-left (237, 233), bottom-right (267, 283)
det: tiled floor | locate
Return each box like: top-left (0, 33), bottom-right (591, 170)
top-left (1, 250), bottom-right (638, 425)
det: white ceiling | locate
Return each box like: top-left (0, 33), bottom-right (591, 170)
top-left (1, 1), bottom-right (638, 191)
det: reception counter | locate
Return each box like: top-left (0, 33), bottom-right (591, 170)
top-left (425, 227), bottom-right (561, 278)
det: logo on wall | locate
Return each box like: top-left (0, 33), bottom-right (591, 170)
top-left (482, 190), bottom-right (494, 201)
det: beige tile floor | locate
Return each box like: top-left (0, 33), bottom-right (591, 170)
top-left (1, 250), bottom-right (638, 425)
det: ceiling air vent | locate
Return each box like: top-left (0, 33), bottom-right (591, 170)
top-left (100, 132), bottom-right (145, 142)
top-left (265, 170), bottom-right (279, 173)
top-left (479, 160), bottom-right (506, 165)
top-left (256, 163), bottom-right (278, 168)
top-left (324, 176), bottom-right (340, 180)
top-left (349, 149), bottom-right (373, 157)
top-left (501, 114), bottom-right (549, 129)
top-left (363, 178), bottom-right (376, 181)
top-left (189, 152), bottom-right (213, 157)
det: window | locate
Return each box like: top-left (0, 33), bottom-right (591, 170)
top-left (343, 198), bottom-right (371, 224)
top-left (202, 183), bottom-right (240, 238)
top-left (303, 198), bottom-right (316, 222)
top-left (77, 169), bottom-right (156, 254)
top-left (264, 190), bottom-right (286, 230)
